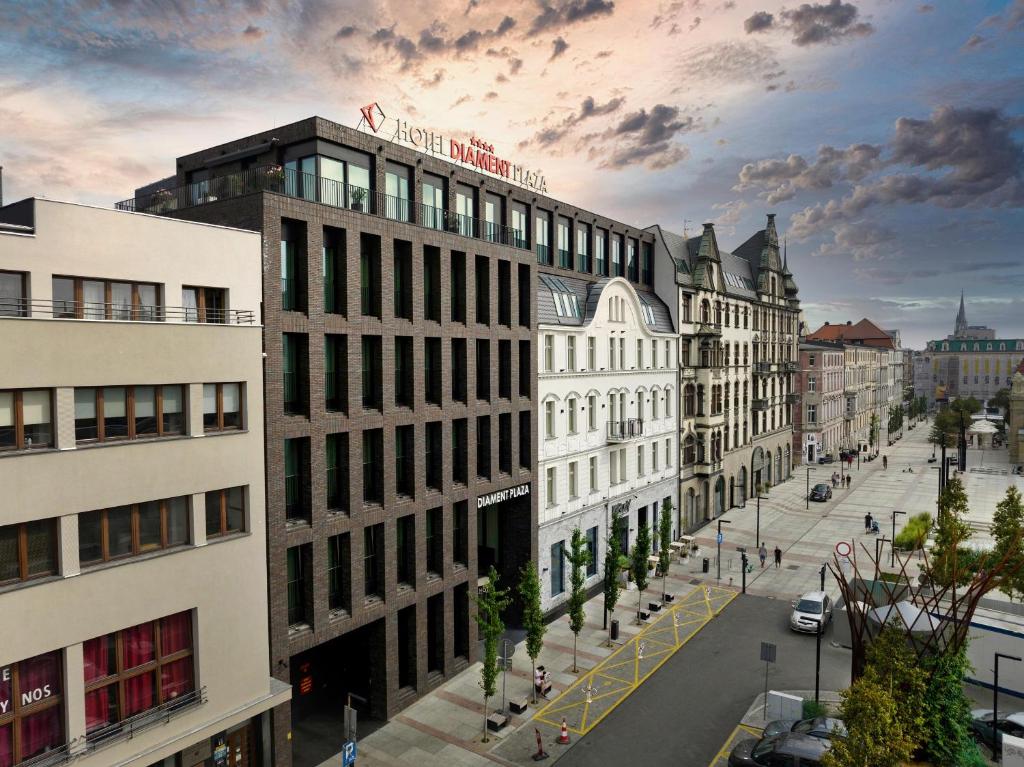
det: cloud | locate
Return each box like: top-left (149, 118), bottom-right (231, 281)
top-left (744, 11), bottom-right (774, 32)
top-left (527, 0), bottom-right (615, 36)
top-left (678, 40), bottom-right (781, 85)
top-left (242, 24), bottom-right (263, 40)
top-left (418, 68), bottom-right (445, 88)
top-left (735, 143), bottom-right (883, 203)
top-left (960, 33), bottom-right (986, 52)
top-left (744, 1), bottom-right (873, 46)
top-left (335, 25), bottom-right (357, 39)
top-left (596, 49), bottom-right (613, 57)
top-left (520, 94), bottom-right (625, 148)
top-left (917, 3), bottom-right (934, 11)
top-left (982, 0), bottom-right (1024, 31)
top-left (788, 106), bottom-right (1024, 241)
top-left (549, 36), bottom-right (569, 60)
top-left (596, 104), bottom-right (696, 169)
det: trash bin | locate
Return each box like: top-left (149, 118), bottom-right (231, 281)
top-left (702, 557), bottom-right (710, 573)
top-left (610, 619), bottom-right (619, 641)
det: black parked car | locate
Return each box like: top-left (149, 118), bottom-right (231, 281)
top-left (817, 455), bottom-right (834, 464)
top-left (809, 483), bottom-right (832, 502)
top-left (763, 717), bottom-right (846, 741)
top-left (729, 733), bottom-right (830, 766)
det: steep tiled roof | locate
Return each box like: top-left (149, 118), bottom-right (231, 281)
top-left (806, 318), bottom-right (896, 348)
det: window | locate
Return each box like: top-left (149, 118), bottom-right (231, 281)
top-left (425, 337), bottom-right (442, 406)
top-left (520, 340), bottom-right (531, 397)
top-left (395, 336), bottom-right (414, 409)
top-left (652, 392), bottom-right (659, 420)
top-left (363, 524), bottom-right (384, 599)
top-left (499, 340), bottom-right (512, 399)
top-left (545, 400), bottom-right (555, 439)
top-left (586, 526), bottom-right (598, 576)
top-left (499, 412), bottom-right (512, 474)
top-left (362, 429), bottom-right (384, 504)
top-left (326, 433), bottom-right (350, 512)
top-left (83, 612), bottom-right (194, 736)
top-left (203, 383), bottom-right (242, 431)
top-left (550, 541), bottom-right (565, 595)
top-left (181, 286), bottom-right (226, 323)
top-left (612, 234), bottom-right (623, 277)
top-left (536, 209), bottom-right (552, 264)
top-left (807, 404), bottom-right (817, 424)
top-left (546, 467), bottom-right (556, 507)
top-left (619, 338), bottom-right (626, 370)
top-left (638, 296), bottom-right (656, 325)
top-left (540, 274), bottom-right (582, 318)
top-left (484, 192), bottom-right (505, 243)
top-left (359, 233), bottom-right (382, 318)
top-left (627, 238), bottom-right (639, 281)
top-left (78, 498), bottom-right (189, 566)
top-left (520, 411), bottom-right (531, 469)
top-left (393, 240), bottom-right (413, 319)
top-left (425, 421), bottom-right (443, 492)
top-left (636, 339), bottom-right (644, 369)
top-left (595, 228), bottom-right (608, 276)
top-left (586, 337), bottom-right (596, 371)
top-left (808, 375), bottom-right (816, 393)
top-left (385, 161), bottom-right (411, 221)
top-left (0, 650), bottom-right (65, 763)
top-left (422, 172), bottom-right (446, 230)
top-left (476, 339), bottom-right (490, 400)
top-left (453, 500), bottom-right (468, 566)
top-left (577, 223), bottom-right (592, 273)
top-left (610, 450), bottom-right (619, 484)
top-left (665, 438), bottom-right (671, 468)
top-left (544, 335), bottom-right (554, 372)
top-left (589, 456), bottom-right (598, 492)
top-left (641, 241), bottom-right (653, 284)
top-left (0, 519), bottom-right (58, 584)
top-left (476, 255), bottom-right (490, 325)
top-left (476, 415), bottom-right (491, 480)
top-left (325, 335), bottom-right (349, 414)
top-left (75, 385), bottom-right (184, 443)
top-left (283, 334), bottom-right (308, 415)
top-left (285, 438), bottom-right (310, 521)
top-left (652, 442), bottom-right (659, 472)
top-left (203, 488), bottom-right (244, 538)
top-left (451, 250), bottom-right (467, 323)
top-left (452, 419), bottom-right (468, 485)
top-left (362, 336), bottom-right (383, 411)
top-left (569, 461), bottom-right (578, 498)
top-left (511, 201), bottom-right (529, 248)
top-left (0, 270), bottom-right (26, 317)
top-left (637, 445), bottom-right (645, 476)
top-left (52, 275), bottom-right (161, 321)
top-left (396, 425), bottom-right (415, 498)
top-left (609, 338), bottom-right (617, 371)
top-left (280, 221), bottom-right (307, 312)
top-left (588, 395), bottom-right (597, 430)
top-left (396, 515), bottom-right (415, 587)
top-left (426, 507), bottom-right (443, 576)
top-left (328, 533), bottom-right (351, 612)
top-left (0, 389), bottom-right (53, 451)
top-left (456, 184), bottom-right (477, 237)
top-left (323, 226), bottom-right (347, 316)
top-left (567, 336), bottom-right (577, 371)
top-left (286, 547), bottom-right (308, 625)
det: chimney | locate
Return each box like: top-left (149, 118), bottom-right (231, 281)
top-left (703, 222), bottom-right (714, 232)
top-left (847, 320), bottom-right (852, 326)
top-left (767, 213), bottom-right (776, 223)
top-left (824, 321), bottom-right (829, 326)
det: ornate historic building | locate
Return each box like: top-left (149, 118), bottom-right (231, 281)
top-left (651, 215), bottom-right (800, 533)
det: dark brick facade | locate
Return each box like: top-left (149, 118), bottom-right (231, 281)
top-left (155, 115), bottom-right (660, 767)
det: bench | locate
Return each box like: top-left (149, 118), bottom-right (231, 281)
top-left (487, 712), bottom-right (509, 731)
top-left (639, 609), bottom-right (651, 621)
top-left (509, 696), bottom-right (529, 715)
top-left (663, 593), bottom-right (675, 603)
top-left (648, 601), bottom-right (662, 612)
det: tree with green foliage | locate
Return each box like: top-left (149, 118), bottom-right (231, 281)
top-left (862, 626), bottom-right (928, 747)
top-left (631, 523), bottom-right (651, 624)
top-left (922, 644), bottom-right (985, 767)
top-left (869, 412), bottom-right (880, 450)
top-left (822, 676), bottom-right (916, 767)
top-left (658, 498), bottom-right (674, 602)
top-left (991, 387), bottom-right (1011, 413)
top-left (518, 562), bottom-right (545, 703)
top-left (929, 409), bottom-right (959, 453)
top-left (930, 476), bottom-right (974, 588)
top-left (602, 514), bottom-right (622, 645)
top-left (473, 566), bottom-right (510, 742)
top-left (565, 527), bottom-right (591, 673)
top-left (917, 395), bottom-right (928, 423)
top-left (950, 396), bottom-right (982, 417)
top-left (893, 512), bottom-right (933, 552)
top-left (992, 486), bottom-right (1024, 601)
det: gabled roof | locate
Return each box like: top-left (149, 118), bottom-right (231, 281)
top-left (536, 273), bottom-right (673, 333)
top-left (806, 318), bottom-right (896, 349)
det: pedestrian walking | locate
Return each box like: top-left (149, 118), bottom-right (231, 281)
top-left (882, 455), bottom-right (888, 470)
top-left (846, 475), bottom-right (851, 489)
top-left (773, 546), bottom-right (782, 568)
top-left (864, 512), bottom-right (873, 532)
top-left (759, 542), bottom-right (767, 568)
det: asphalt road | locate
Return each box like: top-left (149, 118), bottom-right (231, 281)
top-left (558, 594), bottom-right (852, 767)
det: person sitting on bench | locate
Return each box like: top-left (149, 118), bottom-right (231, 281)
top-left (535, 666), bottom-right (552, 698)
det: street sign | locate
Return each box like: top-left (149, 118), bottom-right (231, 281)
top-left (717, 532), bottom-right (724, 545)
top-left (342, 740), bottom-right (357, 767)
top-left (835, 541), bottom-right (852, 558)
top-left (760, 641), bottom-right (777, 663)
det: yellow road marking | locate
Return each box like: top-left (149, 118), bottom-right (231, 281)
top-left (533, 584), bottom-right (738, 738)
top-left (709, 724), bottom-right (764, 766)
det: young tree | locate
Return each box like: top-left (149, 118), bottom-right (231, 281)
top-left (518, 562), bottom-right (546, 703)
top-left (862, 625), bottom-right (928, 747)
top-left (991, 387), bottom-right (1011, 413)
top-left (950, 396), bottom-right (982, 417)
top-left (565, 527), bottom-right (591, 673)
top-left (631, 523), bottom-right (651, 624)
top-left (869, 412), bottom-right (880, 450)
top-left (658, 498), bottom-right (673, 601)
top-left (929, 409), bottom-right (958, 454)
top-left (922, 645), bottom-right (985, 767)
top-left (822, 677), bottom-right (916, 767)
top-left (917, 395), bottom-right (928, 423)
top-left (474, 566), bottom-right (510, 743)
top-left (930, 476), bottom-right (974, 588)
top-left (991, 486), bottom-right (1024, 601)
top-left (602, 517), bottom-right (622, 646)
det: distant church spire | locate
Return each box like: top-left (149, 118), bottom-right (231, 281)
top-left (955, 290), bottom-right (968, 337)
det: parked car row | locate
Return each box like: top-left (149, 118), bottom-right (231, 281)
top-left (729, 716), bottom-right (845, 766)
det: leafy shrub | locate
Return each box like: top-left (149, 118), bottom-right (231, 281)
top-left (802, 699), bottom-right (828, 719)
top-left (894, 512), bottom-right (932, 551)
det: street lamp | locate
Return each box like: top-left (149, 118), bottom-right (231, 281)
top-left (993, 652), bottom-right (1022, 762)
top-left (875, 536), bottom-right (891, 566)
top-left (812, 617), bottom-right (822, 704)
top-left (891, 511), bottom-right (905, 567)
top-left (806, 466), bottom-right (817, 510)
top-left (754, 492), bottom-right (768, 553)
top-left (716, 519), bottom-right (732, 581)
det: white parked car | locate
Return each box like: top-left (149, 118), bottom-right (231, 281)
top-left (790, 591), bottom-right (833, 634)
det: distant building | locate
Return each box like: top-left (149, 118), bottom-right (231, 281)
top-left (793, 341), bottom-right (845, 464)
top-left (948, 291), bottom-right (996, 341)
top-left (915, 337), bottom-right (1024, 405)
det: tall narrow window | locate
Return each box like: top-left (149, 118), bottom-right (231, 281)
top-left (452, 338), bottom-right (467, 403)
top-left (452, 419), bottom-right (468, 485)
top-left (393, 239), bottom-right (413, 320)
top-left (395, 336), bottom-right (414, 409)
top-left (284, 438), bottom-right (309, 522)
top-left (453, 501), bottom-right (468, 566)
top-left (328, 533), bottom-right (351, 613)
top-left (451, 251), bottom-right (466, 323)
top-left (287, 547), bottom-right (308, 625)
top-left (361, 336), bottom-right (383, 411)
top-left (476, 339), bottom-right (490, 401)
top-left (499, 339), bottom-right (512, 399)
top-left (396, 425), bottom-right (415, 498)
top-left (426, 421), bottom-right (443, 491)
top-left (325, 334), bottom-right (349, 414)
top-left (476, 415), bottom-right (491, 480)
top-left (587, 337), bottom-right (596, 371)
top-left (612, 234), bottom-right (623, 277)
top-left (519, 340), bottom-right (531, 397)
top-left (323, 226), bottom-right (346, 316)
top-left (475, 255), bottom-right (490, 325)
top-left (550, 541), bottom-right (565, 595)
top-left (536, 209), bottom-right (552, 265)
top-left (557, 216), bottom-right (572, 269)
top-left (518, 263), bottom-right (531, 328)
top-left (283, 334), bottom-right (308, 416)
top-left (577, 223), bottom-right (591, 273)
top-left (385, 161), bottom-right (411, 222)
top-left (423, 245), bottom-right (441, 322)
top-left (499, 412), bottom-right (511, 474)
top-left (498, 259), bottom-right (511, 327)
top-left (519, 411), bottom-right (531, 469)
top-left (511, 201), bottom-right (529, 248)
top-left (363, 524), bottom-right (384, 599)
top-left (586, 526), bottom-right (598, 576)
top-left (567, 336), bottom-right (577, 372)
top-left (484, 192), bottom-right (504, 243)
top-left (362, 429), bottom-right (384, 504)
top-left (396, 515), bottom-right (415, 587)
top-left (326, 433), bottom-right (350, 512)
top-left (281, 220), bottom-right (306, 312)
top-left (422, 173), bottom-right (446, 230)
top-left (456, 184), bottom-right (477, 237)
top-left (360, 233), bottom-right (382, 318)
top-left (588, 395), bottom-right (597, 430)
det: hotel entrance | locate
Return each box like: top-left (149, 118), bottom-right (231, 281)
top-left (476, 482), bottom-right (532, 624)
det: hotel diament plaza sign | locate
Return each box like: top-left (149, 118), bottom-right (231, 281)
top-left (358, 102), bottom-right (548, 194)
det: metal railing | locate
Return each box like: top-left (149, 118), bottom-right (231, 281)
top-left (0, 298), bottom-right (255, 324)
top-left (15, 742), bottom-right (75, 767)
top-left (116, 166), bottom-right (525, 248)
top-left (782, 361), bottom-right (799, 372)
top-left (85, 687), bottom-right (206, 753)
top-left (607, 418), bottom-right (644, 442)
top-left (695, 322), bottom-right (722, 336)
top-left (753, 361), bottom-right (773, 374)
top-left (752, 398), bottom-right (769, 411)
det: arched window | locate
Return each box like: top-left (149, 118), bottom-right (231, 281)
top-left (665, 388), bottom-right (673, 417)
top-left (684, 384), bottom-right (695, 417)
top-left (683, 434), bottom-right (696, 465)
top-left (701, 299), bottom-right (711, 323)
top-left (696, 384), bottom-right (706, 416)
top-left (714, 301), bottom-right (722, 326)
top-left (697, 435), bottom-right (706, 463)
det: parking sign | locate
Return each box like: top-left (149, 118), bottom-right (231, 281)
top-left (342, 740), bottom-right (357, 767)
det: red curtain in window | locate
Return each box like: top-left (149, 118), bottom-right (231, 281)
top-left (124, 672), bottom-right (155, 717)
top-left (122, 622), bottom-right (154, 669)
top-left (84, 688), bottom-right (113, 733)
top-left (19, 707), bottom-right (62, 760)
top-left (83, 636), bottom-right (112, 683)
top-left (19, 652), bottom-right (61, 697)
top-left (159, 657), bottom-right (193, 702)
top-left (0, 724), bottom-right (12, 767)
top-left (160, 612), bottom-right (192, 656)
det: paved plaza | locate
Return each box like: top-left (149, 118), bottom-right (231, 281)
top-left (314, 421), bottom-right (1023, 767)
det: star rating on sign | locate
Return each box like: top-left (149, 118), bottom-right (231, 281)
top-left (469, 136), bottom-right (495, 153)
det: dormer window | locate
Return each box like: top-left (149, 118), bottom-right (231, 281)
top-left (540, 274), bottom-right (581, 319)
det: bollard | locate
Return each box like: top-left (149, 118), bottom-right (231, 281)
top-left (558, 718), bottom-right (571, 745)
top-left (532, 727), bottom-right (549, 761)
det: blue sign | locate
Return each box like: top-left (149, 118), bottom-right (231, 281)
top-left (716, 533), bottom-right (724, 544)
top-left (342, 741), bottom-right (357, 767)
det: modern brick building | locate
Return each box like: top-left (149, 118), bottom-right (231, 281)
top-left (122, 114), bottom-right (664, 765)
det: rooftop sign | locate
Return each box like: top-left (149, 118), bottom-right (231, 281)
top-left (358, 102), bottom-right (548, 194)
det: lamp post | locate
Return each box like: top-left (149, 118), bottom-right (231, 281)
top-left (806, 466), bottom-right (817, 510)
top-left (716, 519), bottom-right (731, 581)
top-left (819, 564), bottom-right (826, 591)
top-left (993, 652), bottom-right (1022, 762)
top-left (875, 536), bottom-right (891, 566)
top-left (754, 493), bottom-right (768, 553)
top-left (812, 617), bottom-right (822, 704)
top-left (891, 511), bottom-right (905, 567)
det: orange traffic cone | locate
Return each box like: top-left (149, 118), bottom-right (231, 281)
top-left (558, 718), bottom-right (571, 745)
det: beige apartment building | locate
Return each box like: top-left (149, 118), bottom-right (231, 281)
top-left (0, 199), bottom-right (288, 767)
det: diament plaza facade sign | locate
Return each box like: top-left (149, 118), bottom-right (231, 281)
top-left (358, 102), bottom-right (549, 193)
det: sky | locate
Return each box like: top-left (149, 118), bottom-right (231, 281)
top-left (1, 0), bottom-right (1022, 349)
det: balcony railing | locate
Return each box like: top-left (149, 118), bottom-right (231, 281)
top-left (753, 361), bottom-right (773, 375)
top-left (15, 743), bottom-right (74, 767)
top-left (695, 322), bottom-right (722, 336)
top-left (785, 393), bottom-right (799, 404)
top-left (695, 460), bottom-right (723, 476)
top-left (752, 398), bottom-right (769, 411)
top-left (86, 687), bottom-right (206, 754)
top-left (607, 418), bottom-right (644, 443)
top-left (116, 166), bottom-right (525, 248)
top-left (782, 361), bottom-right (799, 373)
top-left (0, 298), bottom-right (256, 324)
top-left (680, 366), bottom-right (697, 379)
